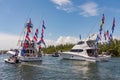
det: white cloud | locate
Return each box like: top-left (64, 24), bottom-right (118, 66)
top-left (55, 36), bottom-right (79, 45)
top-left (51, 1), bottom-right (99, 17)
top-left (51, 0), bottom-right (71, 6)
top-left (79, 2), bottom-right (98, 17)
top-left (45, 39), bottom-right (55, 46)
top-left (0, 32), bottom-right (79, 50)
top-left (51, 0), bottom-right (74, 13)
top-left (0, 33), bottom-right (19, 50)
top-left (44, 36), bottom-right (79, 47)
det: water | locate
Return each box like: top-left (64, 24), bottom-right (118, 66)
top-left (0, 54), bottom-right (120, 80)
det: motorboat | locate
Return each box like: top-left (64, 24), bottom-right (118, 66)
top-left (5, 19), bottom-right (46, 62)
top-left (52, 52), bottom-right (59, 57)
top-left (60, 34), bottom-right (111, 62)
top-left (4, 56), bottom-right (20, 64)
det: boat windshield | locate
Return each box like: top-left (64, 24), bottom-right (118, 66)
top-left (70, 49), bottom-right (83, 52)
top-left (86, 40), bottom-right (95, 47)
top-left (77, 41), bottom-right (84, 45)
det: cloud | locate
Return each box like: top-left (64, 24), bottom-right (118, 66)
top-left (79, 2), bottom-right (98, 17)
top-left (51, 0), bottom-right (74, 13)
top-left (44, 39), bottom-right (55, 46)
top-left (51, 0), bottom-right (71, 6)
top-left (0, 33), bottom-right (79, 50)
top-left (51, 1), bottom-right (99, 17)
top-left (0, 33), bottom-right (19, 50)
top-left (55, 36), bottom-right (79, 45)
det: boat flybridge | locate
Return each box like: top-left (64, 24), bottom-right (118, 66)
top-left (60, 34), bottom-right (111, 62)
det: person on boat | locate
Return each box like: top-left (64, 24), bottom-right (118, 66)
top-left (15, 50), bottom-right (19, 56)
top-left (8, 50), bottom-right (19, 63)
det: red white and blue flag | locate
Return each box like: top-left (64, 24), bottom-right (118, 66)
top-left (26, 18), bottom-right (33, 33)
top-left (37, 20), bottom-right (46, 47)
top-left (42, 20), bottom-right (46, 29)
top-left (33, 28), bottom-right (39, 42)
top-left (25, 31), bottom-right (30, 41)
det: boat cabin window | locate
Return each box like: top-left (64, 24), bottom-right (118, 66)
top-left (70, 49), bottom-right (83, 52)
top-left (86, 40), bottom-right (95, 47)
top-left (87, 49), bottom-right (95, 56)
top-left (25, 49), bottom-right (34, 53)
top-left (77, 41), bottom-right (84, 45)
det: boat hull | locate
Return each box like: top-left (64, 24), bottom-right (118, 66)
top-left (61, 52), bottom-right (110, 62)
top-left (4, 58), bottom-right (20, 64)
top-left (19, 57), bottom-right (42, 62)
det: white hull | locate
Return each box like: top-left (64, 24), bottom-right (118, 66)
top-left (6, 50), bottom-right (42, 62)
top-left (4, 58), bottom-right (16, 64)
top-left (61, 52), bottom-right (110, 62)
top-left (19, 57), bottom-right (42, 62)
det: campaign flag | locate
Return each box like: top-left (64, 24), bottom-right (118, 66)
top-left (110, 33), bottom-right (113, 39)
top-left (112, 18), bottom-right (115, 33)
top-left (106, 30), bottom-right (110, 39)
top-left (37, 20), bottom-right (46, 47)
top-left (26, 18), bottom-right (33, 28)
top-left (26, 18), bottom-right (33, 33)
top-left (79, 34), bottom-right (81, 40)
top-left (102, 14), bottom-right (105, 24)
top-left (26, 32), bottom-right (30, 41)
top-left (99, 14), bottom-right (105, 36)
top-left (104, 31), bottom-right (107, 40)
top-left (42, 20), bottom-right (46, 29)
top-left (33, 28), bottom-right (39, 42)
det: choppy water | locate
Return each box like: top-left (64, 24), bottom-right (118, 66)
top-left (0, 54), bottom-right (120, 80)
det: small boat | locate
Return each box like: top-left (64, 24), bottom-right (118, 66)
top-left (52, 52), bottom-right (59, 57)
top-left (4, 56), bottom-right (20, 64)
top-left (60, 34), bottom-right (111, 62)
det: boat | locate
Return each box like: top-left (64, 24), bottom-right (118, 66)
top-left (18, 41), bottom-right (42, 62)
top-left (52, 52), bottom-right (59, 57)
top-left (5, 49), bottom-right (20, 63)
top-left (5, 19), bottom-right (46, 62)
top-left (4, 55), bottom-right (20, 64)
top-left (60, 34), bottom-right (111, 62)
top-left (60, 14), bottom-right (114, 62)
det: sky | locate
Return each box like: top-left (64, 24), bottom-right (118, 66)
top-left (0, 0), bottom-right (120, 50)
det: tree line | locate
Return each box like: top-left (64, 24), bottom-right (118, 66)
top-left (99, 39), bottom-right (120, 57)
top-left (41, 44), bottom-right (74, 54)
top-left (40, 39), bottom-right (120, 57)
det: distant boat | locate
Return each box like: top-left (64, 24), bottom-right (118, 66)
top-left (5, 19), bottom-right (46, 62)
top-left (60, 34), bottom-right (111, 62)
top-left (52, 52), bottom-right (59, 57)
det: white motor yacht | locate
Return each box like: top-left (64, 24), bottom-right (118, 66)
top-left (61, 34), bottom-right (111, 62)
